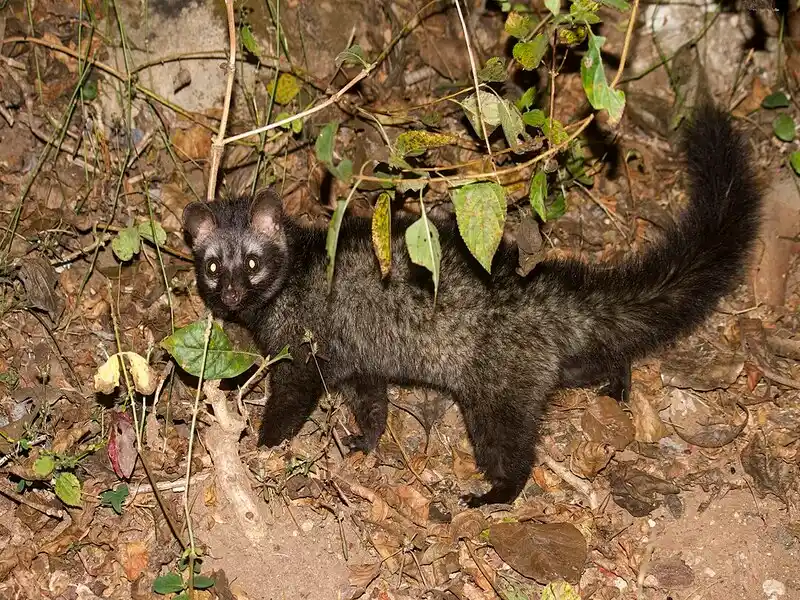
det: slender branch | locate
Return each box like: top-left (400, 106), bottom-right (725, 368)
top-left (611, 0), bottom-right (641, 89)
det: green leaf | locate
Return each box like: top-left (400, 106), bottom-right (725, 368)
top-left (600, 0), bottom-right (630, 9)
top-left (523, 109), bottom-right (546, 128)
top-left (268, 73), bottom-right (301, 105)
top-left (371, 192), bottom-right (392, 279)
top-left (546, 191), bottom-right (567, 220)
top-left (326, 198), bottom-right (349, 289)
top-left (315, 122), bottom-right (352, 181)
top-left (335, 44), bottom-right (368, 69)
top-left (153, 572), bottom-right (185, 594)
top-left (529, 170), bottom-right (548, 221)
top-left (138, 221), bottom-right (167, 246)
top-left (558, 23), bottom-right (590, 45)
top-left (55, 472), bottom-right (82, 507)
top-left (516, 87), bottom-right (537, 111)
top-left (393, 131), bottom-right (454, 160)
top-left (112, 226), bottom-right (141, 261)
top-left (34, 455), bottom-right (55, 477)
top-left (292, 117), bottom-right (303, 134)
top-left (581, 31), bottom-right (626, 125)
top-left (405, 205), bottom-right (441, 304)
top-left (504, 12), bottom-right (535, 39)
top-left (544, 0), bottom-right (561, 15)
top-left (81, 79), bottom-right (98, 101)
top-left (191, 575), bottom-right (215, 590)
top-left (513, 34), bottom-right (549, 70)
top-left (762, 91), bottom-right (790, 109)
top-left (397, 178), bottom-right (429, 194)
top-left (100, 484), bottom-right (129, 515)
top-left (477, 56), bottom-right (508, 83)
top-left (543, 118), bottom-right (568, 144)
top-left (790, 150), bottom-right (800, 175)
top-left (161, 321), bottom-right (258, 380)
top-left (241, 25), bottom-right (260, 57)
top-left (773, 113), bottom-right (796, 142)
top-left (461, 91), bottom-right (503, 139)
top-left (451, 182), bottom-right (507, 273)
top-left (498, 99), bottom-right (529, 151)
top-left (541, 580), bottom-right (581, 600)
top-left (173, 594), bottom-right (189, 600)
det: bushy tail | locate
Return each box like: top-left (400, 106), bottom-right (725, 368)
top-left (553, 104), bottom-right (762, 388)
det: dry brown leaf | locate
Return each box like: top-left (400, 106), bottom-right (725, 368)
top-left (630, 389), bottom-right (669, 443)
top-left (393, 485), bottom-right (430, 526)
top-left (347, 562), bottom-right (381, 588)
top-left (532, 465), bottom-right (562, 492)
top-left (119, 541), bottom-right (149, 581)
top-left (420, 541), bottom-right (457, 565)
top-left (570, 440), bottom-right (614, 479)
top-left (661, 388), bottom-right (747, 448)
top-left (581, 396), bottom-right (635, 451)
top-left (452, 447), bottom-right (478, 480)
top-left (450, 509), bottom-right (487, 542)
top-left (171, 126), bottom-right (212, 161)
top-left (489, 522), bottom-right (587, 583)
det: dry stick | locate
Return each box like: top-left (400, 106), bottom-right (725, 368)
top-left (453, 0), bottom-right (496, 174)
top-left (611, 0), bottom-right (641, 89)
top-left (0, 482), bottom-right (65, 519)
top-left (183, 314), bottom-right (214, 557)
top-left (205, 0), bottom-right (238, 201)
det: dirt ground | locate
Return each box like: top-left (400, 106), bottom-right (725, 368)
top-left (0, 0), bottom-right (799, 599)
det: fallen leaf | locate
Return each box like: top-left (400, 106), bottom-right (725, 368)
top-left (570, 440), bottom-right (613, 479)
top-left (120, 541), bottom-right (149, 581)
top-left (347, 562), bottom-right (381, 588)
top-left (630, 388), bottom-right (669, 443)
top-left (610, 465), bottom-right (679, 517)
top-left (450, 509), bottom-right (488, 542)
top-left (661, 388), bottom-right (747, 448)
top-left (171, 125), bottom-right (212, 161)
top-left (660, 345), bottom-right (744, 391)
top-left (741, 433), bottom-right (797, 501)
top-left (18, 256), bottom-right (61, 319)
top-left (581, 396), bottom-right (634, 451)
top-left (108, 411), bottom-right (137, 479)
top-left (489, 522), bottom-right (587, 583)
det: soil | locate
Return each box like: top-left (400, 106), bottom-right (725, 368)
top-left (0, 0), bottom-right (798, 599)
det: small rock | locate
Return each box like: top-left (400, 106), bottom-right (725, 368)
top-left (301, 520), bottom-right (314, 533)
top-left (763, 579), bottom-right (786, 598)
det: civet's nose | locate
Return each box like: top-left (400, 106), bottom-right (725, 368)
top-left (222, 285), bottom-right (243, 308)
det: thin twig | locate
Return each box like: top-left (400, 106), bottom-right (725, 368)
top-left (610, 0), bottom-right (641, 89)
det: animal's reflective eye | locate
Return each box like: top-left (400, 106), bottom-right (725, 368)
top-left (246, 255), bottom-right (259, 272)
top-left (206, 260), bottom-right (219, 276)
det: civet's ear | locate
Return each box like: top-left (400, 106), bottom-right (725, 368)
top-left (250, 188), bottom-right (283, 235)
top-left (182, 202), bottom-right (217, 246)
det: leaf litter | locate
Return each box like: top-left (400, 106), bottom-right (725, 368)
top-left (0, 0), bottom-right (797, 599)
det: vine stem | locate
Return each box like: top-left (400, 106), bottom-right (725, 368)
top-left (611, 0), bottom-right (641, 89)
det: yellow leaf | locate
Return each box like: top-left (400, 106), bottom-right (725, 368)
top-left (94, 354), bottom-right (121, 394)
top-left (269, 73), bottom-right (301, 105)
top-left (123, 352), bottom-right (157, 396)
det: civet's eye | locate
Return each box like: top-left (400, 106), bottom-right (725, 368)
top-left (246, 255), bottom-right (259, 272)
top-left (205, 260), bottom-right (219, 276)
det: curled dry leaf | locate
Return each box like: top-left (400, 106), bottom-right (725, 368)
top-left (741, 433), bottom-right (797, 502)
top-left (18, 255), bottom-right (61, 319)
top-left (570, 440), bottom-right (614, 479)
top-left (581, 396), bottom-right (635, 451)
top-left (452, 447), bottom-right (479, 480)
top-left (489, 522), bottom-right (587, 584)
top-left (660, 345), bottom-right (744, 391)
top-left (450, 509), bottom-right (488, 542)
top-left (630, 388), bottom-right (669, 443)
top-left (119, 541), bottom-right (149, 581)
top-left (94, 352), bottom-right (158, 396)
top-left (661, 388), bottom-right (748, 448)
top-left (610, 465), bottom-right (680, 517)
top-left (108, 411), bottom-right (137, 479)
top-left (420, 541), bottom-right (457, 566)
top-left (392, 485), bottom-right (430, 527)
top-left (171, 125), bottom-right (212, 161)
top-left (347, 562), bottom-right (381, 588)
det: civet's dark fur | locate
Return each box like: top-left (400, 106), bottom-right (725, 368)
top-left (182, 105), bottom-right (761, 507)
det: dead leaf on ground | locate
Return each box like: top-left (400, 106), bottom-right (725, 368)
top-left (610, 465), bottom-right (680, 517)
top-left (108, 411), bottom-right (137, 479)
top-left (660, 344), bottom-right (744, 391)
top-left (347, 562), bottom-right (381, 588)
top-left (570, 440), bottom-right (614, 479)
top-left (450, 509), bottom-right (487, 542)
top-left (648, 555), bottom-right (695, 589)
top-left (581, 396), bottom-right (635, 451)
top-left (630, 388), bottom-right (669, 443)
top-left (18, 255), bottom-right (62, 320)
top-left (171, 125), bottom-right (212, 161)
top-left (119, 541), bottom-right (149, 581)
top-left (489, 521), bottom-right (587, 583)
top-left (741, 433), bottom-right (798, 502)
top-left (661, 388), bottom-right (747, 448)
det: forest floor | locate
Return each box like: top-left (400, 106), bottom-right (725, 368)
top-left (0, 0), bottom-right (799, 599)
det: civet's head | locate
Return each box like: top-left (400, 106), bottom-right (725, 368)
top-left (182, 189), bottom-right (289, 317)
